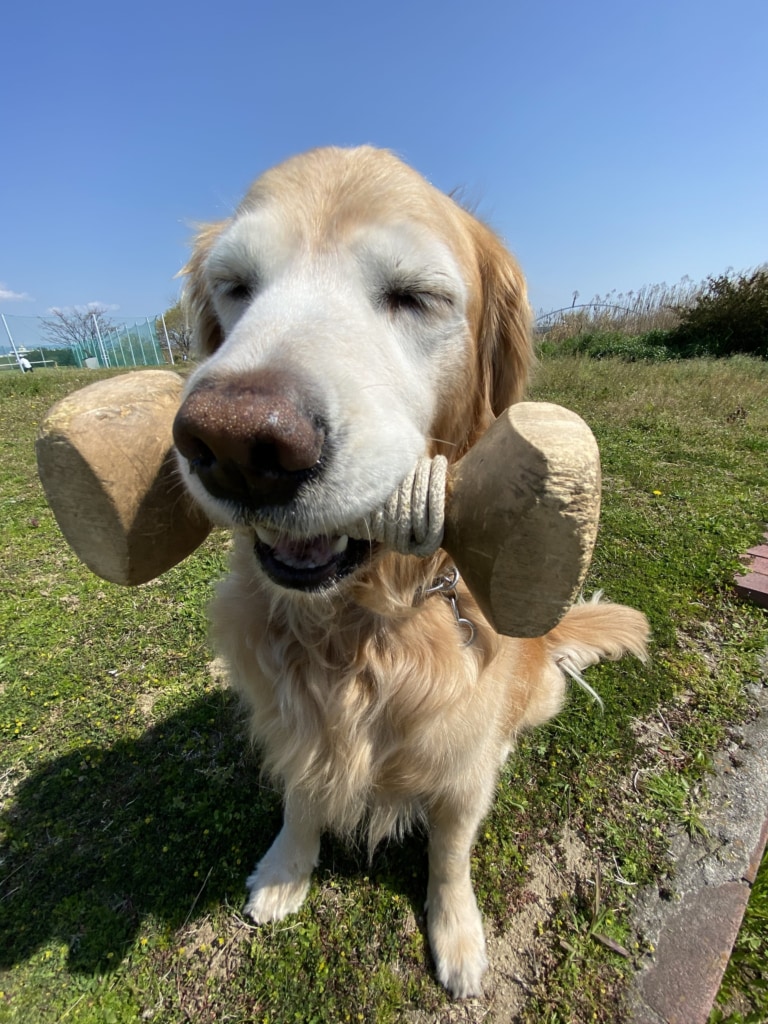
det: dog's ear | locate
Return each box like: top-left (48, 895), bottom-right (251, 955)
top-left (180, 221), bottom-right (227, 356)
top-left (471, 219), bottom-right (533, 413)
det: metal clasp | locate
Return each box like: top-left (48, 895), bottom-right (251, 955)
top-left (423, 565), bottom-right (476, 647)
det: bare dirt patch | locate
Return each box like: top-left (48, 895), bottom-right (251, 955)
top-left (407, 825), bottom-right (596, 1023)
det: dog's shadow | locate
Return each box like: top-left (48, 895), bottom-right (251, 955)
top-left (0, 692), bottom-right (428, 975)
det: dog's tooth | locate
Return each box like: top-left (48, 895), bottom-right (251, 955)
top-left (255, 525), bottom-right (279, 547)
top-left (330, 535), bottom-right (349, 554)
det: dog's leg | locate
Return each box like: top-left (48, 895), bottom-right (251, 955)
top-left (426, 796), bottom-right (491, 999)
top-left (243, 795), bottom-right (321, 923)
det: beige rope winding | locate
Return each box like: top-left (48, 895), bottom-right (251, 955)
top-left (347, 454), bottom-right (448, 556)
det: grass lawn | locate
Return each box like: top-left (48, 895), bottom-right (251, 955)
top-left (1, 358), bottom-right (767, 1023)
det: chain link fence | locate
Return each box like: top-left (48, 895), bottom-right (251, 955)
top-left (0, 312), bottom-right (176, 371)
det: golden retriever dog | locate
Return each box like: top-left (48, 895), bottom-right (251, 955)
top-left (172, 146), bottom-right (648, 998)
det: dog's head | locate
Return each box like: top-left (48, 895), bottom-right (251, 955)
top-left (174, 146), bottom-right (532, 593)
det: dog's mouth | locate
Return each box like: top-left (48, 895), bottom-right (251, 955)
top-left (253, 526), bottom-right (374, 591)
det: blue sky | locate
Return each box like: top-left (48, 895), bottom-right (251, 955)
top-left (2, 0), bottom-right (766, 334)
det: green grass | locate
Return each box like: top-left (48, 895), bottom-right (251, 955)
top-left (1, 360), bottom-right (767, 1023)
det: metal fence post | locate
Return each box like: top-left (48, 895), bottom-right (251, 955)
top-left (91, 314), bottom-right (110, 368)
top-left (160, 313), bottom-right (175, 364)
top-left (1, 314), bottom-right (22, 368)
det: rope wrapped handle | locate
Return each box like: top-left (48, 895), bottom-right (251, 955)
top-left (347, 455), bottom-right (448, 556)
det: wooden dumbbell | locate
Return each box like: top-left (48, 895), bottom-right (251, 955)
top-left (36, 371), bottom-right (601, 637)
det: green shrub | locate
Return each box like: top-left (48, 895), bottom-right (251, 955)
top-left (537, 267), bottom-right (768, 363)
top-left (537, 330), bottom-right (674, 362)
top-left (667, 267), bottom-right (768, 358)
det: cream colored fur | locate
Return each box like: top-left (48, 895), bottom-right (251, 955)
top-left (181, 146), bottom-right (649, 999)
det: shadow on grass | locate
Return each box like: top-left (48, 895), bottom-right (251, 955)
top-left (1, 692), bottom-right (268, 972)
top-left (0, 692), bottom-right (430, 976)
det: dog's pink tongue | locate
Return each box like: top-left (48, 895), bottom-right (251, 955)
top-left (273, 535), bottom-right (338, 569)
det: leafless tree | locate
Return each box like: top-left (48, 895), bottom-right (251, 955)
top-left (41, 304), bottom-right (116, 351)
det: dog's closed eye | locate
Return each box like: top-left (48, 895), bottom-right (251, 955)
top-left (379, 278), bottom-right (455, 317)
top-left (206, 238), bottom-right (263, 310)
top-left (212, 277), bottom-right (258, 305)
top-left (223, 281), bottom-right (255, 302)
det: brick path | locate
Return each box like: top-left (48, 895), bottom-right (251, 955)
top-left (734, 530), bottom-right (768, 608)
top-left (628, 702), bottom-right (768, 1024)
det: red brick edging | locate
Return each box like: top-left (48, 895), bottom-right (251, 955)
top-left (734, 530), bottom-right (768, 608)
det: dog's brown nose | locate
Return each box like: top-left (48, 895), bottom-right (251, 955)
top-left (173, 372), bottom-right (326, 508)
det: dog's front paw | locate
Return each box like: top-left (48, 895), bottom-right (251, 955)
top-left (427, 886), bottom-right (488, 999)
top-left (243, 859), bottom-right (312, 923)
top-left (243, 812), bottom-right (320, 924)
